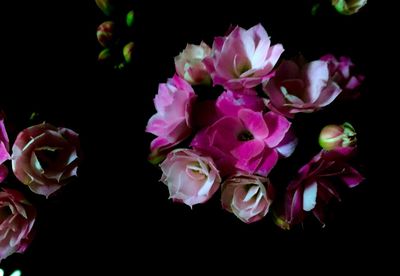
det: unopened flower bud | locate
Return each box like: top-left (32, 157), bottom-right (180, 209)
top-left (98, 48), bottom-right (112, 62)
top-left (126, 10), bottom-right (135, 27)
top-left (332, 0), bottom-right (367, 15)
top-left (123, 42), bottom-right (134, 63)
top-left (97, 21), bottom-right (115, 47)
top-left (95, 0), bottom-right (115, 16)
top-left (319, 122), bottom-right (356, 150)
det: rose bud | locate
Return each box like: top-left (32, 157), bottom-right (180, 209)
top-left (319, 122), bottom-right (356, 151)
top-left (0, 188), bottom-right (36, 262)
top-left (97, 21), bottom-right (115, 47)
top-left (123, 42), bottom-right (134, 63)
top-left (11, 123), bottom-right (80, 197)
top-left (332, 0), bottom-right (367, 15)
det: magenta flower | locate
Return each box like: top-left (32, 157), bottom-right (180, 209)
top-left (221, 174), bottom-right (274, 223)
top-left (160, 149), bottom-right (221, 207)
top-left (263, 60), bottom-right (342, 118)
top-left (320, 54), bottom-right (364, 99)
top-left (216, 90), bottom-right (264, 117)
top-left (191, 108), bottom-right (295, 176)
top-left (0, 115), bottom-right (10, 183)
top-left (276, 148), bottom-right (364, 227)
top-left (0, 188), bottom-right (36, 262)
top-left (146, 76), bottom-right (197, 162)
top-left (204, 24), bottom-right (284, 91)
top-left (11, 123), bottom-right (80, 197)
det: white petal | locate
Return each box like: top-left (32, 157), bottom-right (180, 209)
top-left (303, 181), bottom-right (318, 211)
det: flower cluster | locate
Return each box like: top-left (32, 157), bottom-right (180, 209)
top-left (146, 23), bottom-right (364, 228)
top-left (0, 116), bottom-right (80, 262)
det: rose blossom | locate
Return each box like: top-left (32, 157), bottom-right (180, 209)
top-left (11, 123), bottom-right (80, 197)
top-left (204, 24), bottom-right (284, 91)
top-left (0, 114), bottom-right (10, 183)
top-left (160, 149), bottom-right (221, 207)
top-left (146, 76), bottom-right (196, 162)
top-left (221, 174), bottom-right (274, 223)
top-left (263, 59), bottom-right (342, 118)
top-left (174, 42), bottom-right (212, 85)
top-left (0, 188), bottom-right (36, 262)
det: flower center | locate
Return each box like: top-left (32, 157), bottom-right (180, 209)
top-left (238, 130), bottom-right (254, 141)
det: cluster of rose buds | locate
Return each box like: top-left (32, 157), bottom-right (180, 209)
top-left (95, 0), bottom-right (135, 69)
top-left (0, 115), bottom-right (80, 262)
top-left (146, 23), bottom-right (364, 227)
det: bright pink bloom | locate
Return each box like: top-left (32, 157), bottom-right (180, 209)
top-left (0, 188), bottom-right (36, 262)
top-left (320, 54), bottom-right (364, 99)
top-left (221, 174), bottom-right (274, 223)
top-left (146, 76), bottom-right (197, 161)
top-left (0, 114), bottom-right (10, 183)
top-left (277, 148), bottom-right (364, 227)
top-left (160, 149), bottom-right (221, 207)
top-left (11, 123), bottom-right (80, 197)
top-left (204, 24), bottom-right (284, 91)
top-left (263, 60), bottom-right (342, 118)
top-left (191, 108), bottom-right (295, 176)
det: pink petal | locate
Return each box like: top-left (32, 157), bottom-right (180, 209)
top-left (238, 109), bottom-right (269, 139)
top-left (231, 140), bottom-right (264, 161)
top-left (255, 148), bottom-right (278, 175)
top-left (263, 111), bottom-right (291, 147)
top-left (340, 165), bottom-right (364, 188)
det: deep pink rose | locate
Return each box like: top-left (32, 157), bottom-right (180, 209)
top-left (175, 42), bottom-right (212, 85)
top-left (160, 149), bottom-right (221, 207)
top-left (0, 114), bottom-right (10, 183)
top-left (11, 123), bottom-right (80, 197)
top-left (146, 76), bottom-right (197, 162)
top-left (320, 54), bottom-right (364, 99)
top-left (221, 174), bottom-right (274, 223)
top-left (263, 60), bottom-right (342, 118)
top-left (275, 148), bottom-right (364, 228)
top-left (204, 24), bottom-right (284, 91)
top-left (0, 188), bottom-right (36, 262)
top-left (191, 108), bottom-right (296, 176)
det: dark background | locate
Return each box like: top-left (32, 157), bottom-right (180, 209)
top-left (0, 0), bottom-right (391, 274)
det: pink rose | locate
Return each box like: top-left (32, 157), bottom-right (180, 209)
top-left (0, 114), bottom-right (10, 183)
top-left (146, 76), bottom-right (197, 162)
top-left (11, 123), bottom-right (80, 197)
top-left (160, 149), bottom-right (221, 207)
top-left (275, 148), bottom-right (364, 228)
top-left (175, 42), bottom-right (212, 85)
top-left (221, 174), bottom-right (274, 223)
top-left (320, 54), bottom-right (364, 99)
top-left (0, 188), bottom-right (36, 262)
top-left (263, 60), bottom-right (342, 118)
top-left (191, 108), bottom-right (296, 176)
top-left (204, 24), bottom-right (284, 91)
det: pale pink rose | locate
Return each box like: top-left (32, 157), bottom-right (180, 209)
top-left (146, 76), bottom-right (197, 162)
top-left (175, 42), bottom-right (212, 85)
top-left (320, 54), bottom-right (364, 99)
top-left (221, 174), bottom-right (274, 223)
top-left (0, 114), bottom-right (10, 183)
top-left (263, 60), bottom-right (342, 118)
top-left (0, 188), bottom-right (36, 262)
top-left (160, 149), bottom-right (221, 207)
top-left (11, 123), bottom-right (80, 197)
top-left (204, 24), bottom-right (284, 91)
top-left (191, 108), bottom-right (296, 176)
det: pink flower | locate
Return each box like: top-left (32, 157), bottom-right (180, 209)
top-left (0, 188), bottom-right (36, 262)
top-left (146, 76), bottom-right (197, 162)
top-left (191, 108), bottom-right (296, 176)
top-left (204, 24), bottom-right (284, 91)
top-left (0, 114), bottom-right (10, 183)
top-left (221, 174), bottom-right (274, 223)
top-left (320, 54), bottom-right (364, 99)
top-left (174, 42), bottom-right (212, 85)
top-left (11, 123), bottom-right (80, 197)
top-left (160, 149), bottom-right (221, 207)
top-left (276, 148), bottom-right (364, 228)
top-left (263, 60), bottom-right (342, 118)
top-left (216, 90), bottom-right (264, 117)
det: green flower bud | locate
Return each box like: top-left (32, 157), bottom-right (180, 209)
top-left (126, 10), bottom-right (135, 27)
top-left (123, 42), bottom-right (134, 63)
top-left (319, 122), bottom-right (357, 150)
top-left (97, 21), bottom-right (115, 47)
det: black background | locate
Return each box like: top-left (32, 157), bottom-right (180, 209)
top-left (0, 0), bottom-right (391, 274)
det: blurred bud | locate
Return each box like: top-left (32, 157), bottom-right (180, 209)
top-left (123, 42), bottom-right (134, 63)
top-left (98, 48), bottom-right (112, 62)
top-left (97, 21), bottom-right (115, 47)
top-left (126, 10), bottom-right (135, 27)
top-left (319, 122), bottom-right (356, 150)
top-left (95, 0), bottom-right (115, 16)
top-left (332, 0), bottom-right (367, 15)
